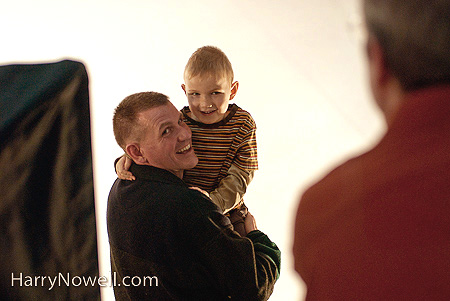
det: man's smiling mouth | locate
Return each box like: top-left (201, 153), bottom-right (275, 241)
top-left (176, 144), bottom-right (192, 154)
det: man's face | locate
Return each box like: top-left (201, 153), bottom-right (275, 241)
top-left (135, 102), bottom-right (198, 177)
top-left (182, 74), bottom-right (238, 124)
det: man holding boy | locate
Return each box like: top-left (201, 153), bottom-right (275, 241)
top-left (294, 0), bottom-right (450, 299)
top-left (108, 91), bottom-right (280, 300)
top-left (116, 46), bottom-right (258, 236)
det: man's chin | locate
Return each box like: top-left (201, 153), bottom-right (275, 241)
top-left (186, 157), bottom-right (199, 170)
top-left (175, 154), bottom-right (198, 170)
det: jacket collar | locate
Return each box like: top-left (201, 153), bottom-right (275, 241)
top-left (129, 163), bottom-right (186, 186)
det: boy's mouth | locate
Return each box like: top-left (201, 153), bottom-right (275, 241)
top-left (200, 109), bottom-right (217, 115)
top-left (176, 144), bottom-right (192, 154)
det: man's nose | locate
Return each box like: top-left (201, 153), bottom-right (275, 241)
top-left (178, 123), bottom-right (192, 141)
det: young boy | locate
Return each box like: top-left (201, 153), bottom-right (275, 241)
top-left (116, 46), bottom-right (258, 235)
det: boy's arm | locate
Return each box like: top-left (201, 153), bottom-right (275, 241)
top-left (209, 164), bottom-right (254, 213)
top-left (208, 110), bottom-right (258, 213)
top-left (115, 154), bottom-right (135, 181)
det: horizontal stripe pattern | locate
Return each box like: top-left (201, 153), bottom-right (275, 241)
top-left (181, 104), bottom-right (258, 192)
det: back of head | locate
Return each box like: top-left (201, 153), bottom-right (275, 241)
top-left (364, 0), bottom-right (450, 91)
top-left (184, 46), bottom-right (234, 83)
top-left (113, 92), bottom-right (169, 150)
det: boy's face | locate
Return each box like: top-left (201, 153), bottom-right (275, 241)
top-left (181, 74), bottom-right (238, 124)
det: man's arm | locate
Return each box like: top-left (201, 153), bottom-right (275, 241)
top-left (185, 194), bottom-right (281, 300)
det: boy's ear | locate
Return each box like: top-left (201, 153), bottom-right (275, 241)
top-left (230, 81), bottom-right (239, 100)
top-left (181, 84), bottom-right (186, 94)
top-left (126, 143), bottom-right (148, 165)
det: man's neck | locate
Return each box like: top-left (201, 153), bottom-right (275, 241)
top-left (374, 76), bottom-right (406, 127)
top-left (169, 169), bottom-right (184, 179)
top-left (382, 82), bottom-right (406, 127)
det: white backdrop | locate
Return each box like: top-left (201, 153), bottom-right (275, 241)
top-left (1, 1), bottom-right (385, 300)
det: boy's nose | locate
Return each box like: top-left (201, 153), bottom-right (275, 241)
top-left (198, 95), bottom-right (212, 109)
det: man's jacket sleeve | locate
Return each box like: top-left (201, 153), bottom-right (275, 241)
top-left (184, 196), bottom-right (281, 300)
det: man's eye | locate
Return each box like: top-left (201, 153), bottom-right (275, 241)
top-left (162, 128), bottom-right (171, 136)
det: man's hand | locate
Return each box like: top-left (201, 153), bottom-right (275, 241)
top-left (244, 212), bottom-right (257, 233)
top-left (116, 155), bottom-right (135, 181)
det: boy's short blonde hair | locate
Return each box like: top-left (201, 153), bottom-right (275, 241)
top-left (184, 46), bottom-right (234, 83)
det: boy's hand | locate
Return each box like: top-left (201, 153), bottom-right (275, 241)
top-left (116, 155), bottom-right (135, 181)
top-left (244, 212), bottom-right (257, 233)
top-left (189, 186), bottom-right (210, 198)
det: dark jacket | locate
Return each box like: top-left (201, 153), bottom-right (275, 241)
top-left (107, 164), bottom-right (280, 300)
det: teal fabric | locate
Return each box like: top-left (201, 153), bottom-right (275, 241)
top-left (0, 60), bottom-right (83, 133)
top-left (0, 60), bottom-right (99, 300)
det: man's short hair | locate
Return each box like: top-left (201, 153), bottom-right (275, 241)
top-left (364, 0), bottom-right (450, 90)
top-left (113, 92), bottom-right (169, 150)
top-left (184, 45), bottom-right (234, 83)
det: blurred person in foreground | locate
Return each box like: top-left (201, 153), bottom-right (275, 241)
top-left (293, 0), bottom-right (450, 299)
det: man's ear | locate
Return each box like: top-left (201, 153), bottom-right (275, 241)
top-left (181, 84), bottom-right (186, 94)
top-left (366, 34), bottom-right (404, 124)
top-left (229, 81), bottom-right (239, 100)
top-left (367, 35), bottom-right (389, 89)
top-left (126, 144), bottom-right (147, 165)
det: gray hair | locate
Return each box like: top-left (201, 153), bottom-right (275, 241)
top-left (363, 0), bottom-right (450, 90)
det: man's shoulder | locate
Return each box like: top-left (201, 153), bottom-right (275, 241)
top-left (108, 166), bottom-right (188, 210)
top-left (133, 176), bottom-right (220, 212)
top-left (107, 176), bottom-right (222, 232)
top-left (299, 149), bottom-right (377, 213)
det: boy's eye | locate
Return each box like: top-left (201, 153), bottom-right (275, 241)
top-left (211, 91), bottom-right (222, 95)
top-left (189, 92), bottom-right (199, 96)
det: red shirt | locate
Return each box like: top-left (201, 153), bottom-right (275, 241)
top-left (293, 86), bottom-right (450, 300)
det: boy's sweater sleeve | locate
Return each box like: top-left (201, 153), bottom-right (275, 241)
top-left (209, 164), bottom-right (254, 213)
top-left (208, 110), bottom-right (258, 213)
top-left (113, 154), bottom-right (126, 173)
